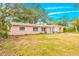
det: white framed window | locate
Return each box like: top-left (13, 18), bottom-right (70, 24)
top-left (33, 27), bottom-right (38, 32)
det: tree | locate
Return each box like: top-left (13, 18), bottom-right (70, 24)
top-left (0, 3), bottom-right (11, 38)
top-left (61, 15), bottom-right (69, 26)
top-left (8, 3), bottom-right (51, 24)
top-left (71, 18), bottom-right (79, 32)
top-left (34, 3), bottom-right (51, 24)
top-left (74, 3), bottom-right (79, 8)
top-left (51, 21), bottom-right (62, 25)
top-left (9, 3), bottom-right (39, 24)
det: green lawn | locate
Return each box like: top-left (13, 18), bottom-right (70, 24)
top-left (0, 33), bottom-right (79, 56)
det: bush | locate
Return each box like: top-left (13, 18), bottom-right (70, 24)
top-left (64, 27), bottom-right (74, 32)
top-left (0, 31), bottom-right (8, 38)
top-left (0, 20), bottom-right (11, 38)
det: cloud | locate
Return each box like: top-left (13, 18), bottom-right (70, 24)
top-left (48, 10), bottom-right (79, 15)
top-left (45, 7), bottom-right (71, 10)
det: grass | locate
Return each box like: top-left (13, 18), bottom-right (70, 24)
top-left (0, 33), bottom-right (79, 56)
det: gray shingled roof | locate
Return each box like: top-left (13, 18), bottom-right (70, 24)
top-left (11, 22), bottom-right (64, 27)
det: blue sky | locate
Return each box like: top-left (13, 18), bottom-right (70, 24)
top-left (41, 3), bottom-right (79, 21)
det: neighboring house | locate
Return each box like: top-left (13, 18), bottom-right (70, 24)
top-left (9, 22), bottom-right (64, 35)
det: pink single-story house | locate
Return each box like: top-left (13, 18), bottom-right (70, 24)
top-left (9, 22), bottom-right (64, 35)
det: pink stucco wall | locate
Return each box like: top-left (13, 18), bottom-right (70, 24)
top-left (9, 25), bottom-right (51, 35)
top-left (60, 27), bottom-right (64, 32)
top-left (46, 27), bottom-right (51, 34)
top-left (26, 27), bottom-right (42, 34)
top-left (9, 25), bottom-right (64, 35)
top-left (9, 26), bottom-right (27, 35)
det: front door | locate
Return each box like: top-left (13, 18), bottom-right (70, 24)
top-left (42, 28), bottom-right (46, 33)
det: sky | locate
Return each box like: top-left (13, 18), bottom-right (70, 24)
top-left (41, 3), bottom-right (79, 21)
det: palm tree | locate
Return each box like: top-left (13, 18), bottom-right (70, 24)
top-left (71, 18), bottom-right (79, 32)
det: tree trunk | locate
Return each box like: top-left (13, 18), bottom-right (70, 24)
top-left (75, 25), bottom-right (78, 32)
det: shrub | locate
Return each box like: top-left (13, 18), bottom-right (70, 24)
top-left (0, 31), bottom-right (8, 38)
top-left (64, 27), bottom-right (74, 32)
top-left (0, 21), bottom-right (11, 38)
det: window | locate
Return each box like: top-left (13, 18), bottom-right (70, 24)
top-left (33, 27), bottom-right (38, 32)
top-left (19, 27), bottom-right (25, 31)
top-left (42, 28), bottom-right (46, 31)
